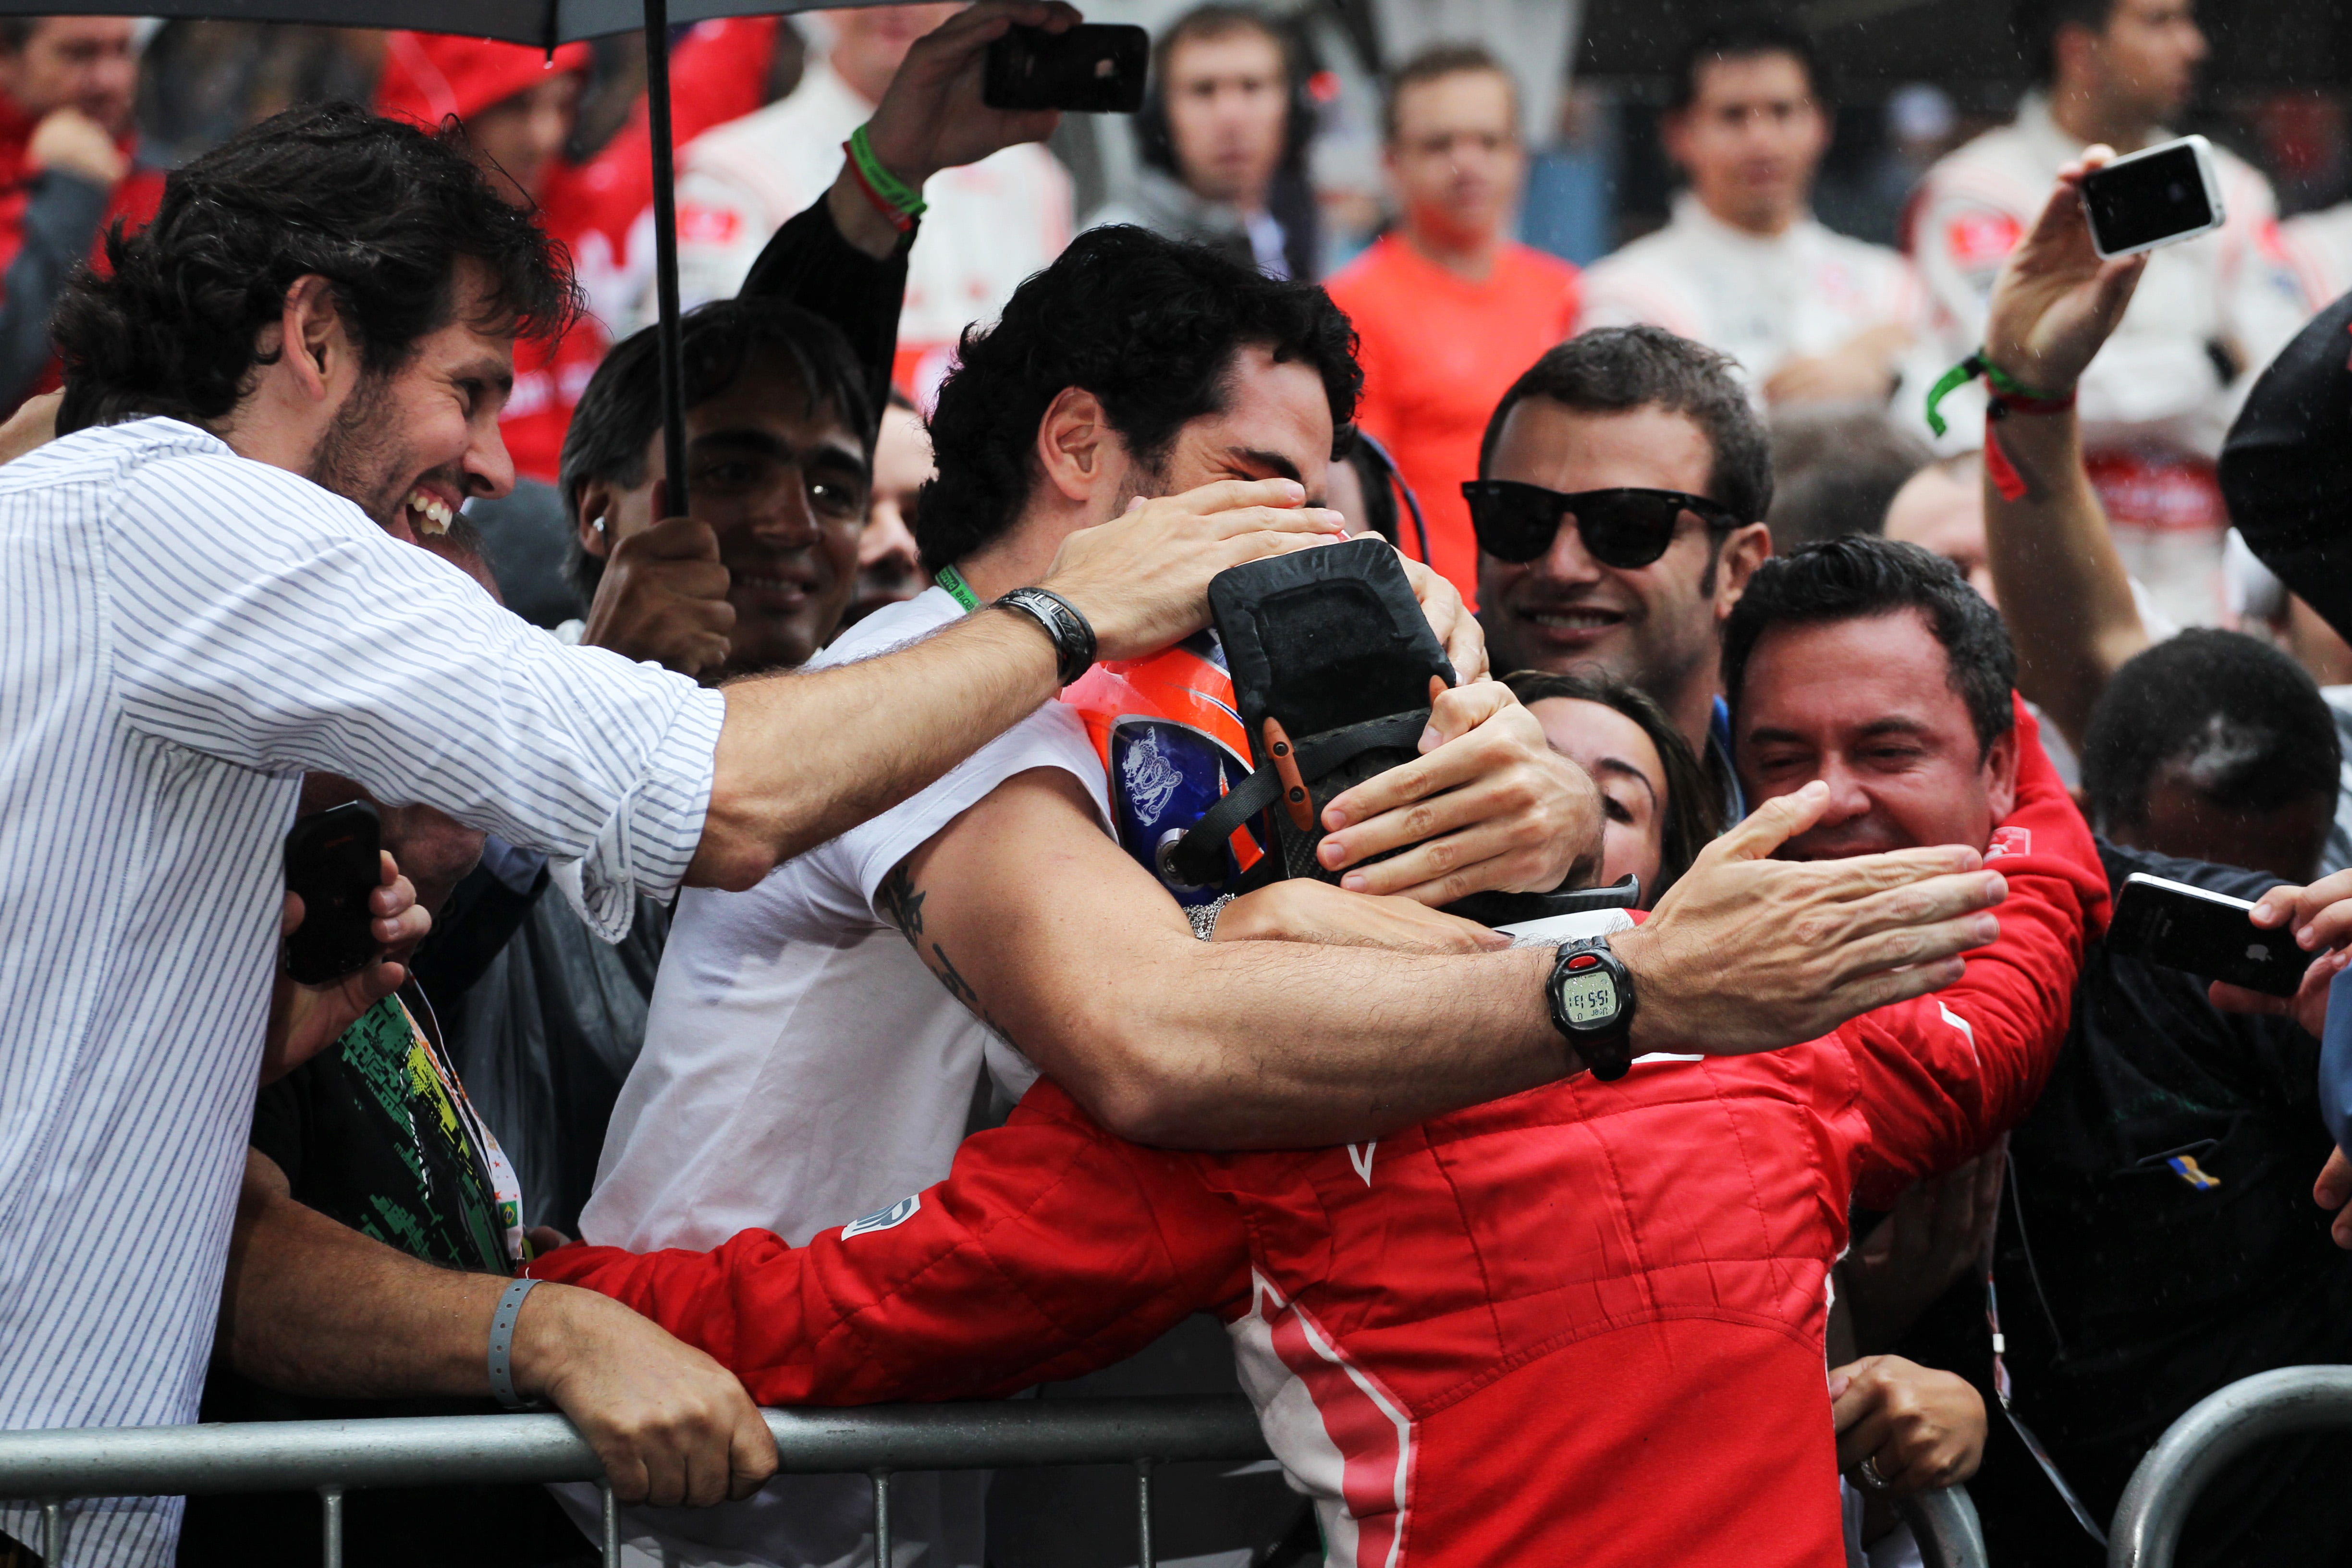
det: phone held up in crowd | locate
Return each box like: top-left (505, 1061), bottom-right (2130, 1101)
top-left (983, 23), bottom-right (1148, 113)
top-left (282, 799), bottom-right (383, 986)
top-left (2109, 871), bottom-right (2315, 997)
top-left (2079, 134), bottom-right (2227, 259)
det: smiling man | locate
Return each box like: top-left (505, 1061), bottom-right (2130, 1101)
top-left (1473, 325), bottom-right (1774, 814)
top-left (1722, 533), bottom-right (2352, 1566)
top-left (2, 101), bottom-right (1348, 1566)
top-left (562, 297), bottom-right (874, 681)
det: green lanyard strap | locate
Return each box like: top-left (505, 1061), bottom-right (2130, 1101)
top-left (936, 563), bottom-right (982, 612)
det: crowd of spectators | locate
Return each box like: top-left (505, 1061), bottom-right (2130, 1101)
top-left (11, 2), bottom-right (2352, 1568)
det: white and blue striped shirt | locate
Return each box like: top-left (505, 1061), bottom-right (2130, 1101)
top-left (0, 417), bottom-right (725, 1565)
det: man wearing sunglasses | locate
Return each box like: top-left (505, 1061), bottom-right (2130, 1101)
top-left (1471, 325), bottom-right (1775, 818)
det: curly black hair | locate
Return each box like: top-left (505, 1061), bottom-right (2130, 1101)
top-left (53, 101), bottom-right (579, 434)
top-left (915, 224), bottom-right (1360, 572)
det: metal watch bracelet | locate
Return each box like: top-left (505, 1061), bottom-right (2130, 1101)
top-left (997, 586), bottom-right (1097, 687)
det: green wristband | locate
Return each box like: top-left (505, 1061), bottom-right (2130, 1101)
top-left (847, 123), bottom-right (927, 219)
top-left (1922, 352), bottom-right (2072, 438)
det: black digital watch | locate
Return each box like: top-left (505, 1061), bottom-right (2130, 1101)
top-left (1547, 936), bottom-right (1636, 1082)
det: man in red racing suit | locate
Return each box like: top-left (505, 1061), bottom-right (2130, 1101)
top-left (530, 704), bottom-right (2101, 1568)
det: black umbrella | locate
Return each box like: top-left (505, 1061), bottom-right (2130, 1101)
top-left (17, 0), bottom-right (909, 511)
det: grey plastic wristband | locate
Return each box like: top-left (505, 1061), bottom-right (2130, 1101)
top-left (487, 1275), bottom-right (540, 1409)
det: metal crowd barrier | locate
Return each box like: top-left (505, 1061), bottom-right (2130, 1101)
top-left (2108, 1365), bottom-right (2352, 1568)
top-left (0, 1394), bottom-right (1988, 1568)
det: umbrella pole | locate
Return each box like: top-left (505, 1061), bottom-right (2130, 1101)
top-left (643, 0), bottom-right (689, 514)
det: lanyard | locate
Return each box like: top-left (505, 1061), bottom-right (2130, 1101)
top-left (1984, 1150), bottom-right (2109, 1545)
top-left (399, 992), bottom-right (529, 1269)
top-left (937, 564), bottom-right (982, 612)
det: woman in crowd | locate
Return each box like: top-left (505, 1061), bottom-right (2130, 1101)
top-left (1505, 666), bottom-right (1719, 906)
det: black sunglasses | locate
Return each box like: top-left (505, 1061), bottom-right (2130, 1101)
top-left (1460, 481), bottom-right (1744, 568)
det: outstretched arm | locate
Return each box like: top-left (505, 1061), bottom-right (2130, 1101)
top-left (1844, 704), bottom-right (2109, 1194)
top-left (887, 766), bottom-right (2013, 1149)
top-left (222, 1151), bottom-right (775, 1506)
top-left (1976, 149), bottom-right (2155, 750)
top-left (528, 1086), bottom-right (1248, 1405)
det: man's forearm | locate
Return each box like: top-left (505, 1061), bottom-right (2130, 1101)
top-left (688, 607), bottom-right (1061, 888)
top-left (219, 1151), bottom-right (511, 1398)
top-left (1981, 408), bottom-right (2149, 747)
top-left (1070, 940), bottom-right (1575, 1148)
top-left (741, 177), bottom-right (909, 432)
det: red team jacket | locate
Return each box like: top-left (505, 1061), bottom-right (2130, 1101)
top-left (532, 708), bottom-right (2105, 1567)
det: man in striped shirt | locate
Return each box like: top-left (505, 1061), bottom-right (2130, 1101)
top-left (0, 99), bottom-right (1363, 1566)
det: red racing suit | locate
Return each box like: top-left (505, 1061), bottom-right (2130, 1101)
top-left (530, 707), bottom-right (2104, 1568)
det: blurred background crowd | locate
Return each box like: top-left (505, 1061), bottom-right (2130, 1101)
top-left (11, 0), bottom-right (2352, 645)
top-left (12, 6), bottom-right (2352, 1566)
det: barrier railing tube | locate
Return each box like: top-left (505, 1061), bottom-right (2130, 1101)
top-left (0, 1395), bottom-right (1987, 1568)
top-left (2108, 1365), bottom-right (2352, 1568)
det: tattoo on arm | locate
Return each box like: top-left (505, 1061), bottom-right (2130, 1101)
top-left (878, 862), bottom-right (1022, 1051)
top-left (878, 864), bottom-right (926, 939)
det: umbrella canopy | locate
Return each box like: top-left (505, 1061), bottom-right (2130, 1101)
top-left (13, 0), bottom-right (901, 50)
top-left (0, 0), bottom-right (920, 505)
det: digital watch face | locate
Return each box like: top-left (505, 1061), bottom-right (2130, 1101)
top-left (2081, 142), bottom-right (2217, 256)
top-left (1557, 956), bottom-right (1620, 1028)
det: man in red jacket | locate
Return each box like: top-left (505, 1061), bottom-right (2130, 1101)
top-left (529, 540), bottom-right (2120, 1564)
top-left (373, 23), bottom-right (777, 485)
top-left (0, 16), bottom-right (161, 409)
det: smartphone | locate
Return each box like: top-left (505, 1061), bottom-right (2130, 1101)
top-left (2080, 135), bottom-right (2227, 259)
top-left (2108, 871), bottom-right (2313, 997)
top-left (282, 800), bottom-right (383, 987)
top-left (983, 23), bottom-right (1148, 114)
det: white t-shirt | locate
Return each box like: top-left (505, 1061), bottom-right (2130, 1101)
top-left (569, 586), bottom-right (1113, 1567)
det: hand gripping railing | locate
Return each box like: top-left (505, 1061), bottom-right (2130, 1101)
top-left (0, 1396), bottom-right (1262, 1568)
top-left (0, 1394), bottom-right (1989, 1568)
top-left (2107, 1365), bottom-right (2352, 1568)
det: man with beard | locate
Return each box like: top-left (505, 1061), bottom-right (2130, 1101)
top-left (1472, 325), bottom-right (1776, 817)
top-left (0, 103), bottom-right (1344, 1567)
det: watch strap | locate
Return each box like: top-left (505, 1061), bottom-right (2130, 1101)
top-left (1550, 937), bottom-right (1635, 1082)
top-left (997, 585), bottom-right (1098, 687)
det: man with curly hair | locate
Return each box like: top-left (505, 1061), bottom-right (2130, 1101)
top-left (567, 221), bottom-right (2027, 1568)
top-left (0, 83), bottom-right (1344, 1562)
